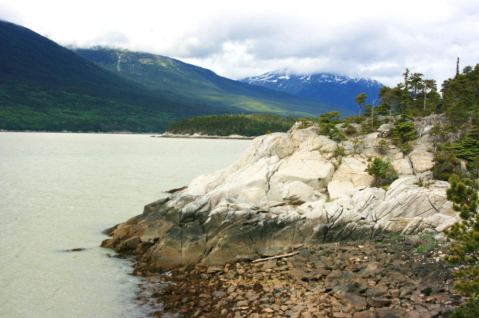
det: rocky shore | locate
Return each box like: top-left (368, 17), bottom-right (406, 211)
top-left (103, 114), bottom-right (467, 317)
top-left (126, 235), bottom-right (460, 318)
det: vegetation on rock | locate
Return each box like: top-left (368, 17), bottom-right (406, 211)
top-left (318, 111), bottom-right (346, 141)
top-left (365, 157), bottom-right (398, 187)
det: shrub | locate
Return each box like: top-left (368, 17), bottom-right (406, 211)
top-left (365, 157), bottom-right (398, 187)
top-left (344, 124), bottom-right (358, 136)
top-left (318, 123), bottom-right (346, 142)
top-left (392, 116), bottom-right (417, 144)
top-left (351, 137), bottom-right (364, 154)
top-left (432, 147), bottom-right (463, 181)
top-left (333, 145), bottom-right (345, 158)
top-left (318, 111), bottom-right (346, 142)
top-left (375, 139), bottom-right (390, 154)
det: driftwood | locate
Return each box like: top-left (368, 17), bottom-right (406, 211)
top-left (251, 251), bottom-right (300, 263)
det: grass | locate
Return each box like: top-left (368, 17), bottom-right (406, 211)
top-left (416, 245), bottom-right (433, 253)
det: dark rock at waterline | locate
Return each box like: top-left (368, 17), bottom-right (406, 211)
top-left (62, 248), bottom-right (86, 252)
top-left (165, 185), bottom-right (188, 194)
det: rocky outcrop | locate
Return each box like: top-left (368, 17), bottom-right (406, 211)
top-left (103, 119), bottom-right (457, 272)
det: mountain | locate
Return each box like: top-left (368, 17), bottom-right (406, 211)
top-left (0, 21), bottom-right (353, 133)
top-left (74, 47), bottom-right (354, 118)
top-left (241, 72), bottom-right (384, 115)
top-left (0, 20), bottom-right (231, 132)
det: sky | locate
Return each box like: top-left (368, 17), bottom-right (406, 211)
top-left (1, 0), bottom-right (479, 87)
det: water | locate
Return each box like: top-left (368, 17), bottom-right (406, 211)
top-left (0, 133), bottom-right (250, 318)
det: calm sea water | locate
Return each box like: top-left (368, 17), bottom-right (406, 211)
top-left (0, 133), bottom-right (250, 318)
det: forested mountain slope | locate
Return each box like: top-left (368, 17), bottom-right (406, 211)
top-left (74, 47), bottom-right (353, 118)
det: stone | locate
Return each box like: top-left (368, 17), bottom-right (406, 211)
top-left (366, 286), bottom-right (388, 298)
top-left (377, 124), bottom-right (392, 138)
top-left (283, 181), bottom-right (315, 204)
top-left (271, 151), bottom-right (335, 189)
top-left (262, 259), bottom-right (277, 270)
top-left (391, 157), bottom-right (414, 175)
top-left (409, 150), bottom-right (434, 174)
top-left (332, 157), bottom-right (375, 187)
top-left (367, 298), bottom-right (391, 307)
top-left (213, 291), bottom-right (226, 297)
top-left (115, 236), bottom-right (140, 252)
top-left (328, 180), bottom-right (355, 200)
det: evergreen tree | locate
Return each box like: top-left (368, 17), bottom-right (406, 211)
top-left (443, 175), bottom-right (479, 295)
top-left (355, 92), bottom-right (367, 117)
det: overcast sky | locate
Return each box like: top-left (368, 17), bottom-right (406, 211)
top-left (1, 0), bottom-right (478, 86)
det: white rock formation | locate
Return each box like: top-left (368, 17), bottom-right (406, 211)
top-left (105, 119), bottom-right (462, 270)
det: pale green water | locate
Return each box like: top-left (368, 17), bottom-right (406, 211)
top-left (0, 133), bottom-right (250, 318)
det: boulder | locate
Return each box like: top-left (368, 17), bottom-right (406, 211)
top-left (409, 150), bottom-right (434, 174)
top-left (282, 181), bottom-right (315, 204)
top-left (377, 124), bottom-right (392, 138)
top-left (391, 157), bottom-right (414, 175)
top-left (328, 180), bottom-right (354, 200)
top-left (271, 151), bottom-right (335, 189)
top-left (332, 157), bottom-right (374, 187)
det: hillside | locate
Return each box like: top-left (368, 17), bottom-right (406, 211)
top-left (241, 71), bottom-right (384, 114)
top-left (0, 20), bottom-right (248, 132)
top-left (74, 47), bottom-right (353, 118)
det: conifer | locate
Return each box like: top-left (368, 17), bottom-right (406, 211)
top-left (443, 175), bottom-right (479, 294)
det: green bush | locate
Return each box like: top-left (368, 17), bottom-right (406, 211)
top-left (375, 139), bottom-right (390, 154)
top-left (365, 157), bottom-right (398, 187)
top-left (392, 116), bottom-right (417, 144)
top-left (344, 124), bottom-right (358, 136)
top-left (432, 147), bottom-right (463, 181)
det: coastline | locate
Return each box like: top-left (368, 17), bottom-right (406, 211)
top-left (0, 130), bottom-right (255, 139)
top-left (154, 133), bottom-right (254, 140)
top-left (0, 130), bottom-right (155, 135)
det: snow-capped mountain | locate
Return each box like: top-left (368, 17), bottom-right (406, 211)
top-left (240, 72), bottom-right (384, 114)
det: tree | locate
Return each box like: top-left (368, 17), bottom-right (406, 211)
top-left (443, 175), bottom-right (479, 295)
top-left (319, 111), bottom-right (342, 124)
top-left (409, 72), bottom-right (424, 101)
top-left (355, 92), bottom-right (367, 117)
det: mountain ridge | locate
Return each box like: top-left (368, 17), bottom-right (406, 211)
top-left (73, 47), bottom-right (354, 117)
top-left (241, 71), bottom-right (384, 114)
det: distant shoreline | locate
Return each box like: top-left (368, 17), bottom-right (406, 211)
top-left (154, 134), bottom-right (254, 140)
top-left (0, 130), bottom-right (151, 135)
top-left (0, 130), bottom-right (256, 139)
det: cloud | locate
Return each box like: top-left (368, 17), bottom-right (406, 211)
top-left (2, 0), bottom-right (479, 86)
